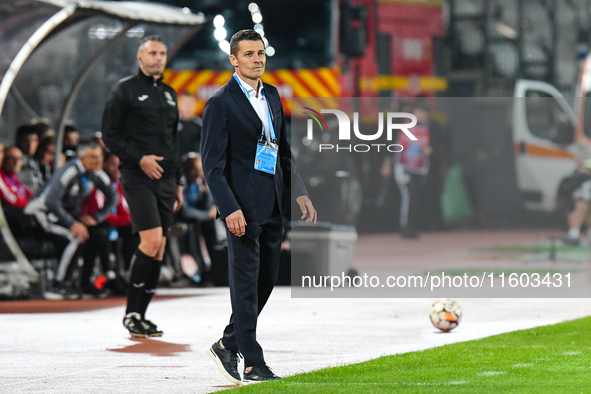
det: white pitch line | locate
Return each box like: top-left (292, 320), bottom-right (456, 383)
top-left (562, 351), bottom-right (582, 355)
top-left (478, 371), bottom-right (507, 377)
top-left (512, 363), bottom-right (533, 368)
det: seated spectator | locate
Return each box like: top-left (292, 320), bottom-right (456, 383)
top-left (0, 145), bottom-right (37, 238)
top-left (177, 93), bottom-right (202, 156)
top-left (562, 160), bottom-right (591, 245)
top-left (0, 142), bottom-right (51, 256)
top-left (33, 135), bottom-right (57, 186)
top-left (24, 140), bottom-right (118, 300)
top-left (63, 124), bottom-right (79, 162)
top-left (80, 151), bottom-right (138, 296)
top-left (15, 124), bottom-right (42, 191)
top-left (0, 146), bottom-right (31, 210)
top-left (101, 151), bottom-right (136, 262)
top-left (177, 153), bottom-right (222, 283)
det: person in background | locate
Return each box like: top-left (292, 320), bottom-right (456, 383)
top-left (177, 93), bottom-right (202, 157)
top-left (0, 144), bottom-right (45, 243)
top-left (102, 151), bottom-right (138, 272)
top-left (383, 103), bottom-right (432, 239)
top-left (63, 124), bottom-right (80, 162)
top-left (15, 124), bottom-right (42, 191)
top-left (0, 146), bottom-right (31, 211)
top-left (1, 144), bottom-right (34, 239)
top-left (80, 151), bottom-right (138, 295)
top-left (34, 135), bottom-right (57, 186)
top-left (177, 153), bottom-right (219, 283)
top-left (417, 99), bottom-right (448, 232)
top-left (561, 159), bottom-right (591, 245)
top-left (24, 140), bottom-right (117, 300)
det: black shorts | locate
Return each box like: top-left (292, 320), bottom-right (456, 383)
top-left (121, 174), bottom-right (176, 236)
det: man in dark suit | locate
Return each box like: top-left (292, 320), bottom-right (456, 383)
top-left (202, 30), bottom-right (316, 384)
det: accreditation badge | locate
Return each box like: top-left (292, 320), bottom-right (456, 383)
top-left (254, 141), bottom-right (278, 174)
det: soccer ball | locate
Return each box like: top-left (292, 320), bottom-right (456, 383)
top-left (430, 299), bottom-right (462, 332)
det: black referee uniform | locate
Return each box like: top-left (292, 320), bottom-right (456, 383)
top-left (102, 69), bottom-right (180, 332)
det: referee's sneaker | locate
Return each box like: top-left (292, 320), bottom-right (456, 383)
top-left (122, 312), bottom-right (163, 338)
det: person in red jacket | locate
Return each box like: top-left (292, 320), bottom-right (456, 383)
top-left (0, 146), bottom-right (32, 209)
top-left (1, 145), bottom-right (38, 240)
top-left (82, 152), bottom-right (132, 228)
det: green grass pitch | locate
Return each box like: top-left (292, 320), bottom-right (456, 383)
top-left (229, 316), bottom-right (591, 393)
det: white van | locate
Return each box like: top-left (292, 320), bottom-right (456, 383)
top-left (513, 74), bottom-right (591, 212)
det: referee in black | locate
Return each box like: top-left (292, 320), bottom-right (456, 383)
top-left (102, 35), bottom-right (183, 338)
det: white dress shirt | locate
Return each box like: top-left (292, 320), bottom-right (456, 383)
top-left (234, 73), bottom-right (273, 141)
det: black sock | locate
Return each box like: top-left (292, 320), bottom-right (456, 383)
top-left (125, 249), bottom-right (154, 315)
top-left (139, 260), bottom-right (162, 319)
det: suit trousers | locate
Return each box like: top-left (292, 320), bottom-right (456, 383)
top-left (221, 199), bottom-right (283, 367)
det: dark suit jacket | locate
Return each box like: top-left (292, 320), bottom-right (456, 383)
top-left (201, 76), bottom-right (308, 222)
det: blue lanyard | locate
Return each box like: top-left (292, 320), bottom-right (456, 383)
top-left (80, 174), bottom-right (89, 195)
top-left (111, 181), bottom-right (118, 214)
top-left (233, 73), bottom-right (276, 141)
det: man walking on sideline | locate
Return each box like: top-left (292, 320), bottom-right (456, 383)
top-left (201, 30), bottom-right (316, 384)
top-left (102, 35), bottom-right (183, 338)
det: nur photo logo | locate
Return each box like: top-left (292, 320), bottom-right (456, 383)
top-left (303, 107), bottom-right (418, 153)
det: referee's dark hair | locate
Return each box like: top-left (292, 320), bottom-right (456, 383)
top-left (77, 139), bottom-right (102, 157)
top-left (230, 30), bottom-right (264, 56)
top-left (137, 35), bottom-right (166, 54)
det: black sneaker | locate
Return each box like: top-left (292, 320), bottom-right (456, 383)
top-left (141, 319), bottom-right (163, 337)
top-left (81, 285), bottom-right (110, 300)
top-left (43, 284), bottom-right (80, 301)
top-left (123, 312), bottom-right (148, 338)
top-left (243, 363), bottom-right (281, 383)
top-left (207, 340), bottom-right (242, 385)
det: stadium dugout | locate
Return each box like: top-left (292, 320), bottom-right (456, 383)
top-left (0, 0), bottom-right (206, 298)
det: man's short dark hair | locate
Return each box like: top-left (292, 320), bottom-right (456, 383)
top-left (230, 30), bottom-right (264, 57)
top-left (16, 124), bottom-right (37, 138)
top-left (182, 152), bottom-right (201, 176)
top-left (15, 124), bottom-right (38, 147)
top-left (137, 35), bottom-right (166, 54)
